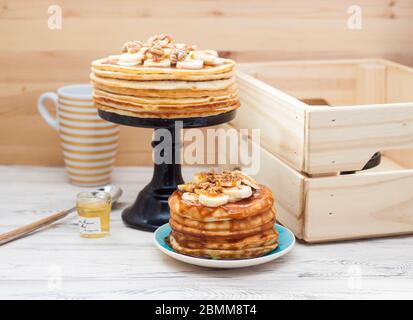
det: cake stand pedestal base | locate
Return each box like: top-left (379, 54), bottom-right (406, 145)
top-left (122, 127), bottom-right (184, 232)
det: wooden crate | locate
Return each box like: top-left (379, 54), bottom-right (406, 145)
top-left (235, 59), bottom-right (413, 175)
top-left (226, 59), bottom-right (413, 242)
top-left (234, 134), bottom-right (413, 242)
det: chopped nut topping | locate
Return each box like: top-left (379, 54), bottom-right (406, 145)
top-left (178, 183), bottom-right (196, 193)
top-left (178, 170), bottom-right (258, 206)
top-left (170, 45), bottom-right (190, 65)
top-left (117, 34), bottom-right (223, 69)
top-left (179, 170), bottom-right (259, 198)
top-left (121, 40), bottom-right (142, 54)
top-left (193, 170), bottom-right (244, 187)
top-left (193, 182), bottom-right (223, 195)
top-left (147, 45), bottom-right (165, 62)
top-left (145, 34), bottom-right (174, 48)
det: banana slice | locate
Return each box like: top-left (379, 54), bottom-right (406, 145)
top-left (220, 179), bottom-right (241, 187)
top-left (211, 57), bottom-right (226, 66)
top-left (117, 52), bottom-right (143, 66)
top-left (182, 192), bottom-right (198, 202)
top-left (194, 50), bottom-right (218, 56)
top-left (198, 193), bottom-right (229, 207)
top-left (191, 52), bottom-right (216, 64)
top-left (223, 185), bottom-right (252, 202)
top-left (144, 59), bottom-right (171, 67)
top-left (178, 184), bottom-right (195, 192)
top-left (117, 60), bottom-right (141, 66)
top-left (176, 59), bottom-right (203, 70)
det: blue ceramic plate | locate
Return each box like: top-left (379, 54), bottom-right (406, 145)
top-left (154, 223), bottom-right (295, 269)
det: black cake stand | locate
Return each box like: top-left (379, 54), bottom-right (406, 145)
top-left (99, 109), bottom-right (236, 232)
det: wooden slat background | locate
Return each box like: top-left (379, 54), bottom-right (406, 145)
top-left (1, 0), bottom-right (413, 165)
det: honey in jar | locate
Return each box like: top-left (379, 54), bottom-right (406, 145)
top-left (76, 191), bottom-right (112, 238)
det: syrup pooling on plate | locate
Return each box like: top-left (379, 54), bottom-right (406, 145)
top-left (167, 170), bottom-right (279, 259)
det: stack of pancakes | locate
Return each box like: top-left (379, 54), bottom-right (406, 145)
top-left (90, 35), bottom-right (239, 118)
top-left (168, 171), bottom-right (278, 259)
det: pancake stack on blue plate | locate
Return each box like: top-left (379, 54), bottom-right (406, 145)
top-left (167, 171), bottom-right (279, 259)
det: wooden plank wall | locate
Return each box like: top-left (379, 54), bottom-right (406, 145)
top-left (1, 0), bottom-right (413, 165)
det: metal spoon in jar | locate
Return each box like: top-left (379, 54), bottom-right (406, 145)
top-left (0, 185), bottom-right (123, 246)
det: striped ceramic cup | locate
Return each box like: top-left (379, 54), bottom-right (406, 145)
top-left (37, 84), bottom-right (119, 186)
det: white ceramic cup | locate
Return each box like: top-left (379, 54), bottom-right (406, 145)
top-left (37, 84), bottom-right (119, 186)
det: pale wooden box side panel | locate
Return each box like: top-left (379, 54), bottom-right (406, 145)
top-left (384, 62), bottom-right (413, 168)
top-left (234, 71), bottom-right (307, 172)
top-left (386, 61), bottom-right (413, 104)
top-left (305, 102), bottom-right (413, 174)
top-left (304, 158), bottom-right (413, 242)
top-left (239, 60), bottom-right (413, 175)
top-left (356, 62), bottom-right (386, 104)
top-left (239, 60), bottom-right (359, 106)
top-left (304, 60), bottom-right (413, 174)
top-left (233, 60), bottom-right (413, 242)
top-left (220, 129), bottom-right (413, 242)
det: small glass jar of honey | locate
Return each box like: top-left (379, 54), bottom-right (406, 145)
top-left (76, 191), bottom-right (112, 238)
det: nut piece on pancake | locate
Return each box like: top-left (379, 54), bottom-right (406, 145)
top-left (90, 34), bottom-right (239, 119)
top-left (121, 40), bottom-right (143, 54)
top-left (168, 170), bottom-right (278, 260)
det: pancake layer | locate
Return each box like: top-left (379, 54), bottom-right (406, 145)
top-left (169, 234), bottom-right (278, 259)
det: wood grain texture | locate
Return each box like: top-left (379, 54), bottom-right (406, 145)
top-left (1, 0), bottom-right (413, 165)
top-left (384, 61), bottom-right (413, 168)
top-left (306, 101), bottom-right (413, 173)
top-left (0, 209), bottom-right (68, 246)
top-left (386, 61), bottom-right (413, 103)
top-left (238, 59), bottom-right (413, 174)
top-left (239, 60), bottom-right (359, 106)
top-left (217, 128), bottom-right (413, 242)
top-left (356, 62), bottom-right (387, 104)
top-left (242, 134), bottom-right (305, 239)
top-left (1, 166), bottom-right (412, 299)
top-left (234, 72), bottom-right (307, 171)
top-left (304, 157), bottom-right (413, 242)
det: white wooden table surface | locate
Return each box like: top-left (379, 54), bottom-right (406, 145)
top-left (1, 166), bottom-right (412, 300)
